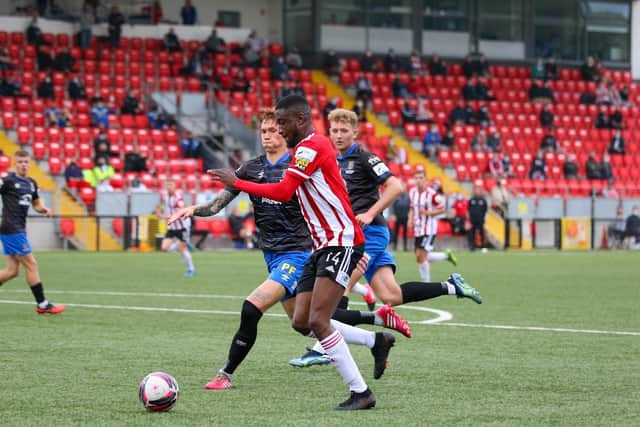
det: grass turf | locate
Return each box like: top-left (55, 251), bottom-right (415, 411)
top-left (1, 250), bottom-right (639, 426)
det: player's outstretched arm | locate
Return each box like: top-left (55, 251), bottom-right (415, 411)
top-left (168, 189), bottom-right (237, 225)
top-left (209, 168), bottom-right (301, 203)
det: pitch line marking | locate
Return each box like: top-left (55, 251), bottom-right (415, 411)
top-left (1, 297), bottom-right (639, 336)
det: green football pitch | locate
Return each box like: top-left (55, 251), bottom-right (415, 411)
top-left (1, 250), bottom-right (639, 426)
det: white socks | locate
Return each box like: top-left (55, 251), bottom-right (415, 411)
top-left (351, 283), bottom-right (368, 297)
top-left (418, 260), bottom-right (430, 282)
top-left (427, 252), bottom-right (448, 262)
top-left (311, 320), bottom-right (376, 353)
top-left (446, 282), bottom-right (457, 295)
top-left (319, 330), bottom-right (368, 393)
top-left (181, 249), bottom-right (194, 271)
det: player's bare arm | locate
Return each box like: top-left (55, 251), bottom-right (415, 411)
top-left (168, 190), bottom-right (237, 224)
top-left (356, 176), bottom-right (403, 227)
top-left (31, 199), bottom-right (52, 217)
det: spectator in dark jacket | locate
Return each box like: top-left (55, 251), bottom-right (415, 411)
top-left (449, 101), bottom-right (467, 125)
top-left (625, 206), bottom-right (640, 241)
top-left (428, 54), bottom-right (447, 76)
top-left (181, 131), bottom-right (201, 158)
top-left (163, 28), bottom-right (182, 52)
top-left (121, 91), bottom-right (141, 115)
top-left (600, 153), bottom-right (614, 180)
top-left (608, 130), bottom-right (625, 155)
top-left (595, 106), bottom-right (610, 129)
top-left (462, 54), bottom-right (475, 78)
top-left (585, 153), bottom-right (601, 179)
top-left (68, 76), bottom-right (85, 99)
top-left (37, 46), bottom-right (53, 71)
top-left (108, 6), bottom-right (126, 48)
top-left (609, 108), bottom-right (624, 130)
top-left (37, 75), bottom-right (54, 99)
top-left (361, 49), bottom-right (375, 72)
top-left (563, 154), bottom-right (579, 179)
top-left (392, 75), bottom-right (411, 98)
top-left (270, 56), bottom-right (288, 81)
top-left (180, 0), bottom-right (197, 25)
top-left (540, 104), bottom-right (554, 127)
top-left (462, 79), bottom-right (477, 101)
top-left (323, 49), bottom-right (340, 76)
top-left (581, 56), bottom-right (599, 81)
top-left (205, 29), bottom-right (225, 54)
top-left (391, 183), bottom-right (411, 251)
top-left (540, 130), bottom-right (557, 152)
top-left (530, 150), bottom-right (546, 179)
top-left (53, 47), bottom-right (74, 72)
top-left (64, 160), bottom-right (84, 186)
top-left (467, 184), bottom-right (488, 250)
top-left (384, 48), bottom-right (398, 73)
top-left (26, 16), bottom-right (45, 46)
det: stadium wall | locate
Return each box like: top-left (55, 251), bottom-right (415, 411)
top-left (633, 0), bottom-right (640, 79)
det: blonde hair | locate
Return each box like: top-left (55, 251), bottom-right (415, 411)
top-left (259, 108), bottom-right (276, 123)
top-left (328, 108), bottom-right (358, 129)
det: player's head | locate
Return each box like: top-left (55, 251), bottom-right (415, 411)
top-left (413, 168), bottom-right (427, 190)
top-left (164, 177), bottom-right (176, 193)
top-left (259, 108), bottom-right (286, 155)
top-left (14, 150), bottom-right (31, 177)
top-left (275, 95), bottom-right (312, 148)
top-left (328, 108), bottom-right (359, 154)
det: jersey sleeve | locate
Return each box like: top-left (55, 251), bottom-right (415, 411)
top-left (362, 151), bottom-right (392, 185)
top-left (287, 139), bottom-right (323, 180)
top-left (30, 178), bottom-right (40, 201)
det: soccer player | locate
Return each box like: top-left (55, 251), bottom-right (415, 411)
top-left (210, 96), bottom-right (382, 410)
top-left (170, 109), bottom-right (395, 403)
top-left (409, 168), bottom-right (455, 282)
top-left (0, 150), bottom-right (64, 314)
top-left (289, 109), bottom-right (481, 365)
top-left (155, 178), bottom-right (195, 277)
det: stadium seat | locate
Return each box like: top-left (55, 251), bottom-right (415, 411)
top-left (80, 187), bottom-right (96, 206)
top-left (59, 219), bottom-right (75, 238)
top-left (48, 157), bottom-right (63, 175)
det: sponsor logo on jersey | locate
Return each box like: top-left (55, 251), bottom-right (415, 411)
top-left (294, 147), bottom-right (317, 170)
top-left (368, 155), bottom-right (381, 165)
top-left (261, 197), bottom-right (282, 205)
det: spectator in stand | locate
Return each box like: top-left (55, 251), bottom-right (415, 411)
top-left (491, 179), bottom-right (510, 218)
top-left (0, 47), bottom-right (14, 73)
top-left (464, 102), bottom-right (477, 125)
top-left (475, 103), bottom-right (491, 127)
top-left (64, 159), bottom-right (83, 187)
top-left (462, 79), bottom-right (477, 101)
top-left (124, 151), bottom-right (148, 173)
top-left (129, 177), bottom-right (150, 193)
top-left (472, 128), bottom-right (487, 151)
top-left (45, 105), bottom-right (71, 127)
top-left (428, 53), bottom-right (447, 76)
top-left (600, 153), bottom-right (614, 181)
top-left (579, 90), bottom-right (596, 105)
top-left (530, 150), bottom-right (546, 179)
top-left (580, 56), bottom-right (600, 81)
top-left (37, 46), bottom-right (53, 71)
top-left (354, 73), bottom-right (373, 104)
top-left (323, 49), bottom-right (340, 76)
top-left (608, 207), bottom-right (626, 247)
top-left (65, 75), bottom-right (84, 100)
top-left (151, 1), bottom-right (163, 24)
top-left (26, 15), bottom-right (45, 46)
top-left (609, 108), bottom-right (624, 130)
top-left (531, 58), bottom-right (546, 79)
top-left (488, 152), bottom-right (505, 179)
top-left (475, 77), bottom-right (493, 101)
top-left (540, 129), bottom-right (558, 152)
top-left (468, 184), bottom-right (488, 250)
top-left (409, 50), bottom-right (423, 75)
top-left (441, 128), bottom-right (455, 149)
top-left (400, 101), bottom-right (417, 124)
top-left (624, 206), bottom-right (640, 244)
top-left (595, 81), bottom-right (613, 105)
top-left (449, 193), bottom-right (467, 235)
top-left (595, 106), bottom-right (610, 129)
top-left (53, 48), bottom-right (74, 73)
top-left (97, 178), bottom-right (114, 193)
top-left (462, 54), bottom-right (475, 78)
top-left (37, 74), bottom-right (53, 99)
top-left (608, 129), bottom-right (625, 155)
top-left (585, 152), bottom-right (601, 179)
top-left (475, 53), bottom-right (490, 77)
top-left (91, 100), bottom-right (111, 128)
top-left (94, 127), bottom-right (111, 163)
top-left (107, 6), bottom-right (125, 48)
top-left (181, 131), bottom-right (201, 159)
top-left (181, 0), bottom-right (197, 25)
top-left (79, 3), bottom-right (94, 49)
top-left (449, 101), bottom-right (467, 126)
top-left (205, 29), bottom-right (225, 54)
top-left (92, 156), bottom-right (115, 187)
top-left (619, 84), bottom-right (633, 107)
top-left (286, 47), bottom-right (303, 69)
top-left (486, 131), bottom-right (501, 152)
top-left (352, 98), bottom-right (367, 123)
top-left (120, 90), bottom-right (140, 115)
top-left (540, 103), bottom-right (554, 128)
top-left (502, 155), bottom-right (512, 177)
top-left (384, 48), bottom-right (398, 73)
top-left (182, 45), bottom-right (209, 78)
top-left (536, 81), bottom-right (555, 104)
top-left (231, 71), bottom-right (250, 94)
top-left (0, 75), bottom-right (21, 97)
top-left (360, 49), bottom-right (375, 72)
top-left (163, 28), bottom-right (182, 52)
top-left (390, 181), bottom-right (410, 251)
top-left (392, 74), bottom-right (412, 98)
top-left (245, 30), bottom-right (265, 55)
top-left (422, 124), bottom-right (441, 158)
top-left (545, 57), bottom-right (558, 80)
top-left (416, 100), bottom-right (434, 124)
top-left (563, 154), bottom-right (579, 179)
top-left (270, 56), bottom-right (288, 81)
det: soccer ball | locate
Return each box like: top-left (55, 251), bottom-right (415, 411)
top-left (138, 372), bottom-right (180, 412)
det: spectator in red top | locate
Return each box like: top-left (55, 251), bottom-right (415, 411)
top-left (488, 152), bottom-right (505, 179)
top-left (151, 1), bottom-right (163, 24)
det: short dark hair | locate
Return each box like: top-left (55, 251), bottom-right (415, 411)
top-left (275, 94), bottom-right (311, 117)
top-left (15, 150), bottom-right (30, 158)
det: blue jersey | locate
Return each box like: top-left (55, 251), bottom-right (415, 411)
top-left (337, 143), bottom-right (393, 227)
top-left (231, 153), bottom-right (313, 252)
top-left (0, 172), bottom-right (40, 234)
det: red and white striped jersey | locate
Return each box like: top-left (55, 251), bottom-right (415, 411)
top-left (286, 132), bottom-right (364, 250)
top-left (410, 186), bottom-right (445, 236)
top-left (160, 189), bottom-right (187, 230)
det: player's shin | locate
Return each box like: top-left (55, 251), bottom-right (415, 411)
top-left (221, 300), bottom-right (263, 375)
top-left (399, 281), bottom-right (448, 303)
top-left (319, 329), bottom-right (368, 393)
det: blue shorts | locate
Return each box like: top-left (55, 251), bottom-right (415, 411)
top-left (263, 251), bottom-right (312, 301)
top-left (363, 225), bottom-right (395, 283)
top-left (0, 233), bottom-right (32, 256)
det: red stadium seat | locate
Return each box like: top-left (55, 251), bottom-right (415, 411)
top-left (80, 187), bottom-right (96, 206)
top-left (60, 219), bottom-right (75, 238)
top-left (48, 157), bottom-right (63, 175)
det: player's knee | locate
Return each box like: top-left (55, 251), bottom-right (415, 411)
top-left (291, 314), bottom-right (310, 335)
top-left (6, 266), bottom-right (19, 279)
top-left (239, 300), bottom-right (262, 332)
top-left (308, 314), bottom-right (331, 336)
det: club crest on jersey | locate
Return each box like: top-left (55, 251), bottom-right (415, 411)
top-left (294, 147), bottom-right (317, 170)
top-left (344, 160), bottom-right (355, 174)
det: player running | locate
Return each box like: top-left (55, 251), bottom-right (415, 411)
top-left (155, 178), bottom-right (195, 277)
top-left (0, 150), bottom-right (64, 314)
top-left (409, 168), bottom-right (454, 282)
top-left (288, 109), bottom-right (481, 366)
top-left (170, 108), bottom-right (396, 406)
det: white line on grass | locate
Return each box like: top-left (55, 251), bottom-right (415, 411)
top-left (1, 297), bottom-right (638, 336)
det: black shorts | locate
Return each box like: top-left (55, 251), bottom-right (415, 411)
top-left (165, 229), bottom-right (187, 242)
top-left (297, 244), bottom-right (365, 294)
top-left (415, 235), bottom-right (437, 251)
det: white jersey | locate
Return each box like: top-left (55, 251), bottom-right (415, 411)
top-left (160, 190), bottom-right (186, 230)
top-left (410, 186), bottom-right (445, 236)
